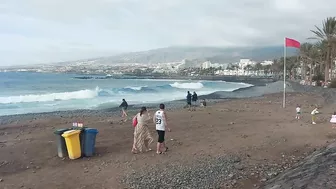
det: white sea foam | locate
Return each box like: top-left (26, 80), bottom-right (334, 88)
top-left (124, 86), bottom-right (147, 90)
top-left (140, 79), bottom-right (184, 82)
top-left (170, 82), bottom-right (204, 89)
top-left (0, 87), bottom-right (100, 104)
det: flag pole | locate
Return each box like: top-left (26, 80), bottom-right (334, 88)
top-left (283, 38), bottom-right (286, 108)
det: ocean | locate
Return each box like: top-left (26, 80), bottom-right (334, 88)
top-left (0, 72), bottom-right (252, 116)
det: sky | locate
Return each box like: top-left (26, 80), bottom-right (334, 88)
top-left (0, 0), bottom-right (335, 66)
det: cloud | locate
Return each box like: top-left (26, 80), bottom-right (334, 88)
top-left (0, 0), bottom-right (335, 65)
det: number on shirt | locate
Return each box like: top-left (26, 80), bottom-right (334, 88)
top-left (155, 118), bottom-right (162, 124)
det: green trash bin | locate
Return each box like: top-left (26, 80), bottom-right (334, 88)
top-left (54, 128), bottom-right (72, 158)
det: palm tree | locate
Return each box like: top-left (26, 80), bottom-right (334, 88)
top-left (314, 40), bottom-right (327, 75)
top-left (277, 56), bottom-right (300, 79)
top-left (300, 42), bottom-right (314, 81)
top-left (310, 17), bottom-right (336, 82)
top-left (271, 59), bottom-right (282, 76)
top-left (254, 63), bottom-right (263, 76)
top-left (300, 42), bottom-right (325, 82)
top-left (263, 65), bottom-right (272, 75)
top-left (309, 44), bottom-right (322, 82)
top-left (244, 64), bottom-right (253, 75)
top-left (287, 56), bottom-right (300, 79)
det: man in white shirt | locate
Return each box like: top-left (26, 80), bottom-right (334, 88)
top-left (153, 103), bottom-right (171, 154)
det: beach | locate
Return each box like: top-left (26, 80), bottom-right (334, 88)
top-left (1, 81), bottom-right (336, 189)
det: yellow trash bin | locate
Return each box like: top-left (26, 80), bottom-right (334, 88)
top-left (62, 130), bottom-right (81, 159)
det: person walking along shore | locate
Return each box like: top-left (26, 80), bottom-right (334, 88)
top-left (192, 91), bottom-right (198, 111)
top-left (186, 91), bottom-right (192, 111)
top-left (119, 99), bottom-right (128, 120)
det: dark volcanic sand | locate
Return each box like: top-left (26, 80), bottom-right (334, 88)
top-left (0, 81), bottom-right (336, 189)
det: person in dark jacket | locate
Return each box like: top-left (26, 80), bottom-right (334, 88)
top-left (192, 91), bottom-right (198, 111)
top-left (186, 91), bottom-right (192, 111)
top-left (119, 99), bottom-right (128, 118)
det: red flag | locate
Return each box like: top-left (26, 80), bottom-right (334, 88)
top-left (285, 38), bottom-right (300, 48)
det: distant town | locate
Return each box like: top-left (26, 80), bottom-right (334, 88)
top-left (0, 58), bottom-right (277, 77)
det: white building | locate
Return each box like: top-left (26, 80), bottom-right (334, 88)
top-left (201, 61), bottom-right (225, 69)
top-left (177, 59), bottom-right (202, 69)
top-left (260, 60), bottom-right (273, 66)
top-left (238, 59), bottom-right (256, 69)
top-left (210, 63), bottom-right (223, 68)
top-left (202, 61), bottom-right (211, 69)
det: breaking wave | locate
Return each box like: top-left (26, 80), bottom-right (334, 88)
top-left (0, 82), bottom-right (251, 104)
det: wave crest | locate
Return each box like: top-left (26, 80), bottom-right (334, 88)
top-left (170, 82), bottom-right (204, 89)
top-left (0, 87), bottom-right (100, 104)
top-left (0, 81), bottom-right (251, 105)
top-left (124, 86), bottom-right (147, 90)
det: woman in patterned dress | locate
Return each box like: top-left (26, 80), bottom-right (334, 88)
top-left (131, 107), bottom-right (153, 153)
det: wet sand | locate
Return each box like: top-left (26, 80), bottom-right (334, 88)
top-left (0, 90), bottom-right (335, 189)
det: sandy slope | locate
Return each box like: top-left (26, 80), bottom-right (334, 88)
top-left (263, 142), bottom-right (336, 189)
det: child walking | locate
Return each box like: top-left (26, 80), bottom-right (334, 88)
top-left (295, 105), bottom-right (301, 119)
top-left (330, 112), bottom-right (336, 129)
top-left (311, 107), bottom-right (319, 125)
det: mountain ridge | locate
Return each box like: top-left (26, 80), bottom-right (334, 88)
top-left (87, 46), bottom-right (298, 64)
top-left (42, 46), bottom-right (299, 67)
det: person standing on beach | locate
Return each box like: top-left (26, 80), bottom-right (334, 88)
top-left (186, 91), bottom-right (192, 111)
top-left (200, 99), bottom-right (207, 107)
top-left (132, 107), bottom-right (153, 153)
top-left (119, 99), bottom-right (128, 119)
top-left (153, 103), bottom-right (170, 154)
top-left (192, 91), bottom-right (198, 111)
top-left (295, 105), bottom-right (301, 119)
top-left (311, 107), bottom-right (319, 125)
top-left (330, 112), bottom-right (336, 129)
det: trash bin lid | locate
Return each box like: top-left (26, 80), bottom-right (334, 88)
top-left (84, 128), bottom-right (99, 134)
top-left (54, 128), bottom-right (71, 135)
top-left (62, 130), bottom-right (81, 137)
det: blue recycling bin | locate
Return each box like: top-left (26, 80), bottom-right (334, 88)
top-left (82, 128), bottom-right (98, 157)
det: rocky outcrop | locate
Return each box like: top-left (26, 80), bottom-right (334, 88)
top-left (263, 143), bottom-right (336, 189)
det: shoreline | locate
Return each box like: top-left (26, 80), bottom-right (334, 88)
top-left (4, 79), bottom-right (334, 126)
top-left (0, 80), bottom-right (279, 126)
top-left (0, 73), bottom-right (274, 121)
top-left (0, 95), bottom-right (228, 125)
